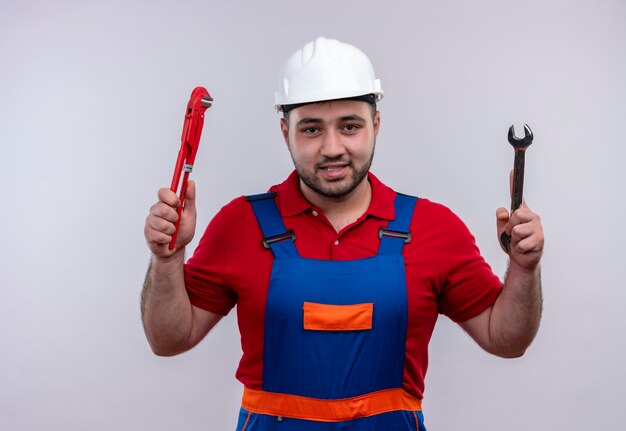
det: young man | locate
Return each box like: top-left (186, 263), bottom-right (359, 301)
top-left (142, 37), bottom-right (543, 430)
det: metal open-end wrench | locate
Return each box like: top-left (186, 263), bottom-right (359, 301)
top-left (500, 124), bottom-right (534, 253)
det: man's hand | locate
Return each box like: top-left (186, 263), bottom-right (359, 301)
top-left (496, 170), bottom-right (544, 269)
top-left (144, 180), bottom-right (197, 259)
top-left (496, 204), bottom-right (544, 269)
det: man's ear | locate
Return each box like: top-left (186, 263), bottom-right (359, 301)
top-left (280, 117), bottom-right (290, 146)
top-left (373, 111), bottom-right (381, 136)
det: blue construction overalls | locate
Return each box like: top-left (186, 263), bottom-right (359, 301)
top-left (236, 192), bottom-right (426, 431)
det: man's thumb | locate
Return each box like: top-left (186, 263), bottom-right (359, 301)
top-left (184, 180), bottom-right (196, 213)
top-left (496, 207), bottom-right (509, 234)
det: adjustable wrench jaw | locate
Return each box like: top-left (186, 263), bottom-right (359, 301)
top-left (170, 89), bottom-right (213, 191)
top-left (179, 89), bottom-right (213, 169)
top-left (169, 87), bottom-right (213, 250)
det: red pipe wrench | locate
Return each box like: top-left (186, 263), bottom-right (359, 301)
top-left (169, 86), bottom-right (213, 250)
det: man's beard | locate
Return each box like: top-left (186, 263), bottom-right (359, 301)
top-left (292, 150), bottom-right (375, 199)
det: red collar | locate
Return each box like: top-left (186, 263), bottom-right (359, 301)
top-left (270, 170), bottom-right (396, 221)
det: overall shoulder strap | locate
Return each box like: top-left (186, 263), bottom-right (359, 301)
top-left (245, 192), bottom-right (298, 258)
top-left (377, 193), bottom-right (419, 256)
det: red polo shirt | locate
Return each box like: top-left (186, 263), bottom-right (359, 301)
top-left (184, 171), bottom-right (503, 399)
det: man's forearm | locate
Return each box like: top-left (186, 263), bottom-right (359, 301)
top-left (141, 252), bottom-right (194, 356)
top-left (489, 263), bottom-right (543, 357)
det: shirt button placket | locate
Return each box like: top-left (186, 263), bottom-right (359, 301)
top-left (330, 237), bottom-right (340, 258)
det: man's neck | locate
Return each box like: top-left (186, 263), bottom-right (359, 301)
top-left (299, 177), bottom-right (372, 233)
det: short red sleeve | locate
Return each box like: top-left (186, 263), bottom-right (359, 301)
top-left (184, 203), bottom-right (239, 316)
top-left (436, 205), bottom-right (503, 322)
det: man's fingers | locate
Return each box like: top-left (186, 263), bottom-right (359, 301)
top-left (147, 229), bottom-right (173, 246)
top-left (506, 207), bottom-right (544, 266)
top-left (145, 185), bottom-right (195, 257)
top-left (510, 214), bottom-right (543, 239)
top-left (150, 202), bottom-right (178, 223)
top-left (510, 222), bottom-right (534, 243)
top-left (513, 236), bottom-right (541, 253)
top-left (508, 206), bottom-right (539, 228)
top-left (147, 214), bottom-right (176, 235)
top-left (157, 187), bottom-right (181, 208)
top-left (146, 183), bottom-right (197, 256)
top-left (144, 218), bottom-right (174, 248)
top-left (511, 230), bottom-right (544, 254)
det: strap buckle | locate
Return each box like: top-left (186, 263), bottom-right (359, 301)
top-left (262, 230), bottom-right (296, 249)
top-left (378, 227), bottom-right (411, 244)
top-left (245, 192), bottom-right (277, 202)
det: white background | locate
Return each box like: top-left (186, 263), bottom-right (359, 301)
top-left (1, 0), bottom-right (625, 429)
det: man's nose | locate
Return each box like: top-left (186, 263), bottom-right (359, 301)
top-left (320, 130), bottom-right (345, 158)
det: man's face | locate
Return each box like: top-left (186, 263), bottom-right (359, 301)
top-left (280, 100), bottom-right (380, 201)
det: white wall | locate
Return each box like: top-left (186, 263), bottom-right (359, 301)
top-left (1, 0), bottom-right (624, 429)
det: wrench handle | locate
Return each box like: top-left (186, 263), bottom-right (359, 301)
top-left (169, 171), bottom-right (190, 250)
top-left (501, 148), bottom-right (526, 252)
top-left (511, 148), bottom-right (526, 212)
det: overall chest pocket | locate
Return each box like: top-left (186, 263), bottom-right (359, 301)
top-left (303, 302), bottom-right (373, 331)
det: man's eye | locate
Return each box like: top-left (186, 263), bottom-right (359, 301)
top-left (302, 127), bottom-right (319, 134)
top-left (343, 124), bottom-right (360, 132)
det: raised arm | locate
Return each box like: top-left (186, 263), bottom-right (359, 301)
top-left (459, 203), bottom-right (544, 358)
top-left (141, 180), bottom-right (222, 356)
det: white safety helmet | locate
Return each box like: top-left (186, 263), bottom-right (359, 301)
top-left (275, 37), bottom-right (384, 112)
